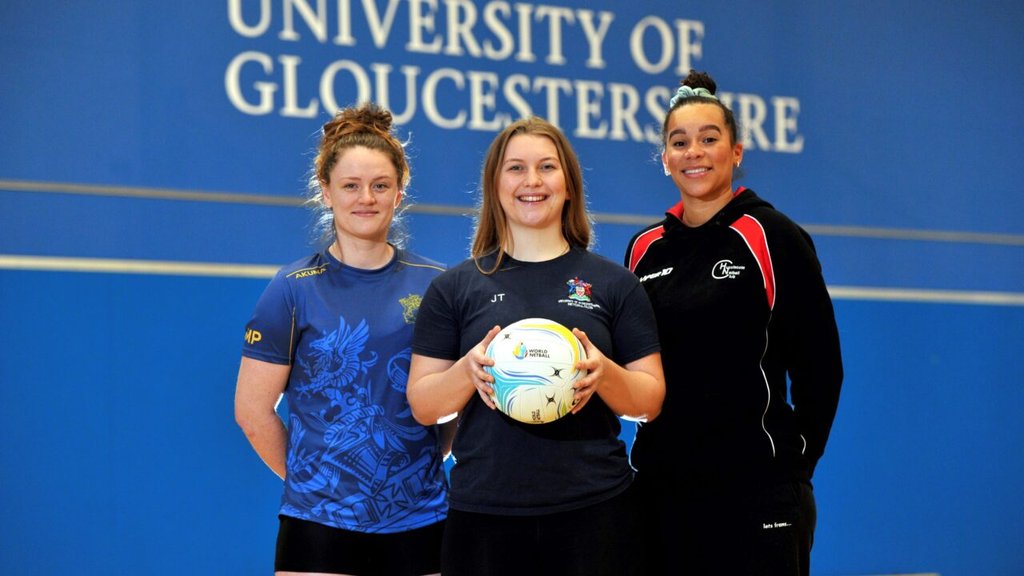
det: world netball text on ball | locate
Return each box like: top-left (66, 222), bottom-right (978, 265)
top-left (224, 0), bottom-right (804, 152)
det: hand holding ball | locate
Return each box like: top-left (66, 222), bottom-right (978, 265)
top-left (484, 318), bottom-right (588, 424)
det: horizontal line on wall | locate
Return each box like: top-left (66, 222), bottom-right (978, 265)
top-left (801, 223), bottom-right (1023, 245)
top-left (851, 569), bottom-right (937, 573)
top-left (3, 178), bottom-right (1023, 246)
top-left (3, 253), bottom-right (1024, 307)
top-left (828, 285), bottom-right (1024, 306)
top-left (0, 178), bottom-right (304, 206)
top-left (0, 254), bottom-right (278, 278)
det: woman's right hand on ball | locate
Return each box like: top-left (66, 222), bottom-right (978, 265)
top-left (465, 325), bottom-right (501, 410)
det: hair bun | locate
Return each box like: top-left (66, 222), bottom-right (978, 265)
top-left (681, 69), bottom-right (717, 94)
top-left (344, 102), bottom-right (393, 133)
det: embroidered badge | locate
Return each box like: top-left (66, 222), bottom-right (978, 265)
top-left (566, 277), bottom-right (592, 302)
top-left (399, 293), bottom-right (422, 324)
top-left (712, 259), bottom-right (745, 279)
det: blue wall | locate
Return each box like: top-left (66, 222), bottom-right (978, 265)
top-left (2, 1), bottom-right (1023, 574)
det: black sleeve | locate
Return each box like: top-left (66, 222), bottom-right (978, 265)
top-left (611, 280), bottom-right (662, 365)
top-left (774, 222), bottom-right (844, 476)
top-left (411, 272), bottom-right (462, 361)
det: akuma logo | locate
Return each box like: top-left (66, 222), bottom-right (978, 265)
top-left (288, 265), bottom-right (327, 279)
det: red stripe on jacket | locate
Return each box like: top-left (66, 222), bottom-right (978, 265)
top-left (627, 201), bottom-right (684, 273)
top-left (729, 214), bottom-right (776, 310)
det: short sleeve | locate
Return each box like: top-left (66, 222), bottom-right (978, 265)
top-left (241, 272), bottom-right (295, 365)
top-left (611, 275), bottom-right (661, 365)
top-left (411, 272), bottom-right (462, 361)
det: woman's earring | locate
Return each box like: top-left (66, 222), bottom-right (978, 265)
top-left (663, 164), bottom-right (670, 176)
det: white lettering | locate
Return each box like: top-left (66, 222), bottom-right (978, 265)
top-left (644, 87), bottom-right (671, 143)
top-left (481, 2), bottom-right (514, 60)
top-left (332, 0), bottom-right (354, 45)
top-left (712, 260), bottom-right (745, 280)
top-left (608, 82), bottom-right (643, 141)
top-left (772, 96), bottom-right (804, 152)
top-left (673, 20), bottom-right (704, 75)
top-left (630, 17), bottom-right (703, 74)
top-left (503, 73), bottom-right (533, 119)
top-left (534, 76), bottom-right (572, 127)
top-left (227, 0), bottom-right (271, 38)
top-left (630, 16), bottom-right (673, 74)
top-left (319, 59), bottom-right (371, 113)
top-left (279, 55), bottom-right (319, 117)
top-left (639, 267), bottom-right (673, 283)
top-left (279, 0), bottom-right (328, 42)
top-left (726, 93), bottom-right (771, 151)
top-left (372, 63), bottom-right (419, 124)
top-left (407, 0), bottom-right (443, 54)
top-left (444, 0), bottom-right (481, 57)
top-left (577, 10), bottom-right (613, 69)
top-left (222, 55), bottom-right (802, 152)
top-left (364, 0), bottom-right (402, 48)
top-left (574, 80), bottom-right (605, 139)
top-left (467, 70), bottom-right (505, 130)
top-left (513, 3), bottom-right (535, 63)
top-left (535, 5), bottom-right (574, 65)
top-left (422, 67), bottom-right (466, 129)
top-left (231, 1), bottom-right (615, 67)
top-left (224, 51), bottom-right (276, 115)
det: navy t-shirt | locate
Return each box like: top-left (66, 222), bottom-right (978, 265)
top-left (413, 247), bottom-right (660, 515)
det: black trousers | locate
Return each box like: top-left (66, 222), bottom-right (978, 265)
top-left (274, 515), bottom-right (444, 575)
top-left (634, 472), bottom-right (817, 576)
top-left (441, 484), bottom-right (643, 576)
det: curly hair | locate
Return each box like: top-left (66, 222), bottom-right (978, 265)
top-left (306, 102), bottom-right (411, 247)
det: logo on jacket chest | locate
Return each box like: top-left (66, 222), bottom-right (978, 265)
top-left (638, 267), bottom-right (673, 283)
top-left (712, 260), bottom-right (745, 279)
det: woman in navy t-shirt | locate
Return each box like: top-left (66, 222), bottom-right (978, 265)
top-left (407, 117), bottom-right (665, 576)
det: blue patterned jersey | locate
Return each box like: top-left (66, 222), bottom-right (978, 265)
top-left (242, 248), bottom-right (448, 533)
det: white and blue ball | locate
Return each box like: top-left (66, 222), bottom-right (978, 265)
top-left (484, 318), bottom-right (588, 424)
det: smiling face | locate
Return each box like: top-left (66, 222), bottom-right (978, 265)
top-left (662, 102), bottom-right (743, 204)
top-left (497, 133), bottom-right (568, 236)
top-left (322, 146), bottom-right (402, 244)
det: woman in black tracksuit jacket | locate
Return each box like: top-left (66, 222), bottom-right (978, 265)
top-left (625, 70), bottom-right (843, 576)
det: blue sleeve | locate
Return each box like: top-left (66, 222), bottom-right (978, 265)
top-left (241, 272), bottom-right (296, 365)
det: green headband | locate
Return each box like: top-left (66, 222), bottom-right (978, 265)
top-left (668, 86), bottom-right (716, 108)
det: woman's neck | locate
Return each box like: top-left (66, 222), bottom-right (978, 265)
top-left (329, 236), bottom-right (394, 269)
top-left (506, 228), bottom-right (570, 262)
top-left (680, 188), bottom-right (734, 227)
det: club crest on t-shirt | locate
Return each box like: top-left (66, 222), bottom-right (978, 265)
top-left (566, 277), bottom-right (592, 302)
top-left (400, 293), bottom-right (422, 324)
top-left (560, 277), bottom-right (601, 311)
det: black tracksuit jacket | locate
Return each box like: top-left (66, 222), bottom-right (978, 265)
top-left (625, 188), bottom-right (843, 488)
